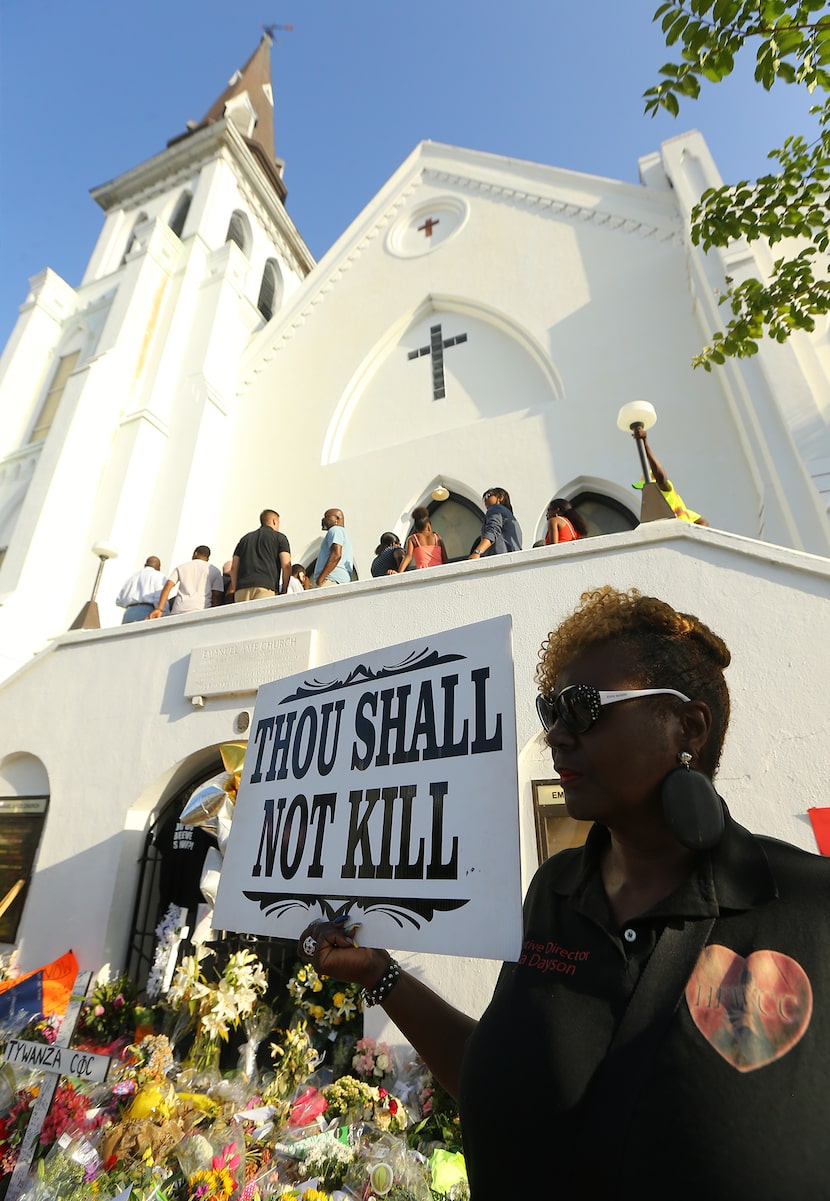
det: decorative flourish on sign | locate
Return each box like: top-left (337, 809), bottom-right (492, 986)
top-left (243, 892), bottom-right (469, 930)
top-left (281, 646), bottom-right (466, 703)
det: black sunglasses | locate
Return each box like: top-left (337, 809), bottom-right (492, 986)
top-left (536, 684), bottom-right (691, 735)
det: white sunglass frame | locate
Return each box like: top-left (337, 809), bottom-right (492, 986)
top-left (537, 685), bottom-right (691, 734)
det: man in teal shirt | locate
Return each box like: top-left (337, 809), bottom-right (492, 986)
top-left (315, 508), bottom-right (355, 586)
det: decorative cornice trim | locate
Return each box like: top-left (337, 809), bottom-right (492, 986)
top-left (241, 156), bottom-right (682, 387)
top-left (422, 168), bottom-right (682, 242)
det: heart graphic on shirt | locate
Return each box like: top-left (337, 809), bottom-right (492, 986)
top-left (685, 945), bottom-right (812, 1073)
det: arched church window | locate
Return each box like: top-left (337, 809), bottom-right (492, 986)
top-left (121, 211), bottom-right (148, 265)
top-left (0, 754), bottom-right (50, 943)
top-left (29, 350), bottom-right (80, 444)
top-left (226, 210), bottom-right (252, 257)
top-left (169, 191), bottom-right (192, 239)
top-left (256, 259), bottom-right (283, 321)
top-left (569, 491), bottom-right (638, 536)
top-left (420, 492), bottom-right (484, 561)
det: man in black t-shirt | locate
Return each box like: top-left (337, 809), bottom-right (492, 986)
top-left (228, 509), bottom-right (291, 602)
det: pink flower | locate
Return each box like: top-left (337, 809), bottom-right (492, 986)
top-left (94, 1005), bottom-right (106, 1017)
top-left (290, 1087), bottom-right (328, 1126)
top-left (113, 994), bottom-right (125, 1009)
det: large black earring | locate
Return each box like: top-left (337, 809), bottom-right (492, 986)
top-left (661, 751), bottom-right (724, 850)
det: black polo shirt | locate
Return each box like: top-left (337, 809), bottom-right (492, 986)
top-left (458, 808), bottom-right (830, 1200)
top-left (233, 526), bottom-right (290, 592)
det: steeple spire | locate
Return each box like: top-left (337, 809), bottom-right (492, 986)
top-left (173, 33), bottom-right (287, 202)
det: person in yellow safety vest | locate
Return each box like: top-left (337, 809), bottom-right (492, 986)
top-left (631, 428), bottom-right (708, 525)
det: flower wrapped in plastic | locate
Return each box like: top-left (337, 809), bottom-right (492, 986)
top-left (286, 963), bottom-right (361, 1036)
top-left (123, 1033), bottom-right (176, 1087)
top-left (296, 1127), bottom-right (355, 1191)
top-left (184, 1130), bottom-right (245, 1200)
top-left (166, 945), bottom-right (269, 1082)
top-left (146, 903), bottom-right (189, 1003)
top-left (351, 1036), bottom-right (396, 1086)
top-left (342, 1125), bottom-right (432, 1201)
top-left (238, 1002), bottom-right (275, 1081)
top-left (75, 971), bottom-right (139, 1050)
top-left (16, 1130), bottom-right (101, 1201)
top-left (404, 1069), bottom-right (462, 1153)
top-left (265, 1021), bottom-right (324, 1109)
top-left (320, 1076), bottom-right (407, 1134)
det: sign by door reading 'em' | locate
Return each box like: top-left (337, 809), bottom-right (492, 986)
top-left (214, 616), bottom-right (521, 959)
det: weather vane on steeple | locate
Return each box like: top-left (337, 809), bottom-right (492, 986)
top-left (262, 23), bottom-right (294, 42)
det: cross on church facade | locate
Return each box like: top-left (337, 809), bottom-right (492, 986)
top-left (407, 324), bottom-right (468, 400)
top-left (418, 217), bottom-right (440, 237)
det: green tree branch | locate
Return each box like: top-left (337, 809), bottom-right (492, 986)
top-left (646, 1), bottom-right (830, 367)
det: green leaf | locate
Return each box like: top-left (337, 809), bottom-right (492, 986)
top-left (666, 13), bottom-right (691, 45)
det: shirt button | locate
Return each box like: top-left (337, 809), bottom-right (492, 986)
top-left (623, 928), bottom-right (637, 943)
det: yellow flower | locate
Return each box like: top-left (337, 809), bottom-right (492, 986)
top-left (332, 992), bottom-right (346, 1007)
top-left (311, 979), bottom-right (323, 993)
top-left (309, 1004), bottom-right (325, 1020)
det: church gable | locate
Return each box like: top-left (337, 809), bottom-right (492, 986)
top-left (323, 295), bottom-right (564, 464)
top-left (239, 139), bottom-right (681, 384)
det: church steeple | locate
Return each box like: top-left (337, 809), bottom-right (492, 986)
top-left (171, 33), bottom-right (287, 203)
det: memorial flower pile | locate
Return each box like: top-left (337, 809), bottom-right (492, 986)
top-left (0, 950), bottom-right (468, 1200)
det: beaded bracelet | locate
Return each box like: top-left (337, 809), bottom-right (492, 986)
top-left (361, 957), bottom-right (402, 1007)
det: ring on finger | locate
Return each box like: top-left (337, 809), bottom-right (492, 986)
top-left (302, 934), bottom-right (318, 957)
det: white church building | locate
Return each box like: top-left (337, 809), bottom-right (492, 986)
top-left (0, 36), bottom-right (828, 1028)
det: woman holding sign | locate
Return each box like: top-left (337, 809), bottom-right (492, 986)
top-left (299, 586), bottom-right (830, 1200)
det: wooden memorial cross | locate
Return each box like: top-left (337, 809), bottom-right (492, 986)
top-left (407, 323), bottom-right (468, 400)
top-left (4, 969), bottom-right (113, 1200)
top-left (417, 216), bottom-right (440, 238)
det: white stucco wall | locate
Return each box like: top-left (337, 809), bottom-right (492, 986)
top-left (0, 523), bottom-right (827, 1045)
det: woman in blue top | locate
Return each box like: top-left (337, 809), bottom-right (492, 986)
top-left (468, 486), bottom-right (522, 559)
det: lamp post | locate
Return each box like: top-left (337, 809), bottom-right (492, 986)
top-left (69, 542), bottom-right (118, 630)
top-left (616, 401), bottom-right (675, 523)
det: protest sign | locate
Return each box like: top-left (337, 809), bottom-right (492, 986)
top-left (214, 616), bottom-right (522, 959)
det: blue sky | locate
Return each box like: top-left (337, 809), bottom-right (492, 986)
top-left (0, 1), bottom-right (819, 346)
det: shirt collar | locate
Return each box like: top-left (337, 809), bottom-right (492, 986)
top-left (546, 801), bottom-right (777, 921)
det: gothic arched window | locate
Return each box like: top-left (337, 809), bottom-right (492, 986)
top-left (569, 491), bottom-right (638, 536)
top-left (121, 211), bottom-right (148, 265)
top-left (257, 259), bottom-right (283, 321)
top-left (29, 350), bottom-right (80, 444)
top-left (169, 191), bottom-right (192, 239)
top-left (225, 210), bottom-right (252, 257)
top-left (421, 492), bottom-right (484, 561)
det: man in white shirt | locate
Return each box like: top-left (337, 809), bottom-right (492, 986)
top-left (115, 556), bottom-right (167, 623)
top-left (150, 546), bottom-right (224, 617)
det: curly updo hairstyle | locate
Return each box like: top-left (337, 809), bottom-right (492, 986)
top-left (536, 586), bottom-right (732, 775)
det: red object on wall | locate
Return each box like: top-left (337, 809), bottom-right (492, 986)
top-left (807, 808), bottom-right (830, 855)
